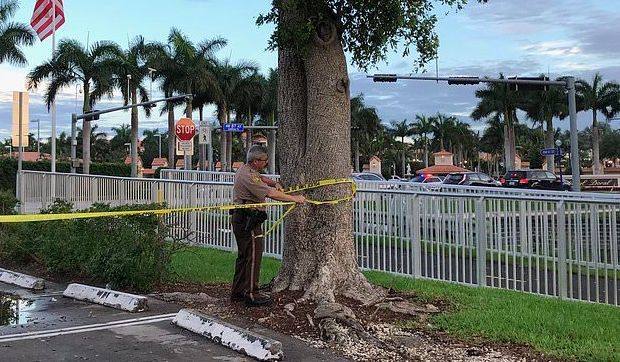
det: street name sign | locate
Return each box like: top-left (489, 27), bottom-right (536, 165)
top-left (540, 148), bottom-right (561, 156)
top-left (223, 123), bottom-right (244, 132)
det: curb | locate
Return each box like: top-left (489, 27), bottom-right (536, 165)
top-left (0, 268), bottom-right (45, 290)
top-left (173, 308), bottom-right (283, 361)
top-left (63, 283), bottom-right (148, 312)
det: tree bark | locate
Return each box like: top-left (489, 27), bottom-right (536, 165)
top-left (592, 109), bottom-right (602, 174)
top-left (274, 6), bottom-right (380, 303)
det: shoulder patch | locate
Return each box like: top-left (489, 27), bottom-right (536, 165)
top-left (251, 175), bottom-right (262, 184)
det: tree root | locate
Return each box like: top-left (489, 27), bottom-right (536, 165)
top-left (315, 302), bottom-right (399, 354)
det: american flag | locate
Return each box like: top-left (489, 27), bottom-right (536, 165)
top-left (30, 0), bottom-right (65, 41)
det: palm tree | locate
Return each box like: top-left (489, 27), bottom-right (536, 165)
top-left (522, 77), bottom-right (568, 171)
top-left (150, 28), bottom-right (226, 170)
top-left (115, 36), bottom-right (157, 177)
top-left (387, 119), bottom-right (413, 177)
top-left (210, 58), bottom-right (258, 171)
top-left (109, 124), bottom-right (131, 161)
top-left (413, 114), bottom-right (434, 167)
top-left (479, 115), bottom-right (504, 176)
top-left (27, 39), bottom-right (122, 174)
top-left (471, 73), bottom-right (521, 171)
top-left (0, 0), bottom-right (35, 66)
top-left (575, 73), bottom-right (620, 174)
top-left (233, 72), bottom-right (265, 155)
top-left (350, 94), bottom-right (382, 172)
top-left (430, 113), bottom-right (457, 151)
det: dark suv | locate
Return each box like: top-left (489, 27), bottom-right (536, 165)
top-left (443, 172), bottom-right (501, 187)
top-left (500, 169), bottom-right (568, 191)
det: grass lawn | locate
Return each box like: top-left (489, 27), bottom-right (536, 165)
top-left (170, 246), bottom-right (620, 362)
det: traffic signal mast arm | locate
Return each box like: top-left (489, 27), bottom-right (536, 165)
top-left (369, 74), bottom-right (566, 88)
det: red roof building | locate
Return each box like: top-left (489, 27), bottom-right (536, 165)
top-left (416, 150), bottom-right (469, 176)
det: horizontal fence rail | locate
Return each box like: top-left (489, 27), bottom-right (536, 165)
top-left (18, 170), bottom-right (620, 306)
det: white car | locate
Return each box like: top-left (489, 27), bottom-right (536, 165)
top-left (352, 172), bottom-right (386, 181)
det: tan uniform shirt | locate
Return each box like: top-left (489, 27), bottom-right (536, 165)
top-left (233, 164), bottom-right (271, 205)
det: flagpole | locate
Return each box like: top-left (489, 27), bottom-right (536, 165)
top-left (50, 0), bottom-right (57, 173)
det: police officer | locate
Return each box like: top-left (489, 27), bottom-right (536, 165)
top-left (231, 145), bottom-right (305, 306)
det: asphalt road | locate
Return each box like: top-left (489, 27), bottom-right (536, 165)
top-left (0, 280), bottom-right (347, 362)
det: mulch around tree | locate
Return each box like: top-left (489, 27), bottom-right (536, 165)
top-left (153, 281), bottom-right (571, 362)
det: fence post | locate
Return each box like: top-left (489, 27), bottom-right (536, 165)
top-left (411, 194), bottom-right (421, 278)
top-left (557, 201), bottom-right (567, 300)
top-left (189, 183), bottom-right (197, 243)
top-left (475, 197), bottom-right (487, 287)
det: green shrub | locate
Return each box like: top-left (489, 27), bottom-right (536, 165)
top-left (0, 190), bottom-right (18, 215)
top-left (0, 201), bottom-right (177, 292)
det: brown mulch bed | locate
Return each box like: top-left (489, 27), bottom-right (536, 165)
top-left (153, 282), bottom-right (571, 362)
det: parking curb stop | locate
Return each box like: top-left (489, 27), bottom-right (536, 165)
top-left (63, 283), bottom-right (148, 312)
top-left (173, 308), bottom-right (283, 361)
top-left (0, 268), bottom-right (45, 290)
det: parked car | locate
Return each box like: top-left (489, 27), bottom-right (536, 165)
top-left (500, 169), bottom-right (569, 191)
top-left (352, 172), bottom-right (386, 181)
top-left (408, 173), bottom-right (443, 183)
top-left (443, 172), bottom-right (501, 187)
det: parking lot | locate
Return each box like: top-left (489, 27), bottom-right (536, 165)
top-left (0, 279), bottom-right (344, 362)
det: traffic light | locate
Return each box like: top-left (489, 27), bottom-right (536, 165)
top-left (447, 76), bottom-right (480, 85)
top-left (84, 110), bottom-right (100, 121)
top-left (372, 74), bottom-right (397, 82)
top-left (508, 76), bottom-right (549, 91)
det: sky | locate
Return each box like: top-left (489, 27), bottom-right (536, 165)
top-left (1, 0), bottom-right (619, 145)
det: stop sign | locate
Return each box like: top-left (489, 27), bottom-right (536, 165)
top-left (175, 117), bottom-right (196, 141)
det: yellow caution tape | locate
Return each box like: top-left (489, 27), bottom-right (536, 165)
top-left (0, 178), bottom-right (356, 237)
top-left (256, 178), bottom-right (356, 237)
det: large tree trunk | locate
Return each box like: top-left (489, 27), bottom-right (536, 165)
top-left (592, 110), bottom-right (602, 175)
top-left (274, 7), bottom-right (380, 303)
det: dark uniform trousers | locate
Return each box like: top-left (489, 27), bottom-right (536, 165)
top-left (231, 212), bottom-right (264, 298)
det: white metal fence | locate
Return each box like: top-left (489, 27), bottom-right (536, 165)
top-left (18, 170), bottom-right (620, 306)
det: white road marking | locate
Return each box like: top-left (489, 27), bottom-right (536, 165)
top-left (0, 313), bottom-right (176, 342)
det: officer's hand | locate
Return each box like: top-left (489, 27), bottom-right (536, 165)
top-left (293, 195), bottom-right (305, 204)
top-left (275, 182), bottom-right (284, 192)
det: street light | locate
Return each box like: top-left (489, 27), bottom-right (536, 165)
top-left (155, 134), bottom-right (162, 158)
top-left (148, 68), bottom-right (156, 107)
top-left (126, 74), bottom-right (132, 103)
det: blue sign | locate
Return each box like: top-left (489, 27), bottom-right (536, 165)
top-left (223, 123), bottom-right (244, 132)
top-left (540, 148), bottom-right (561, 156)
